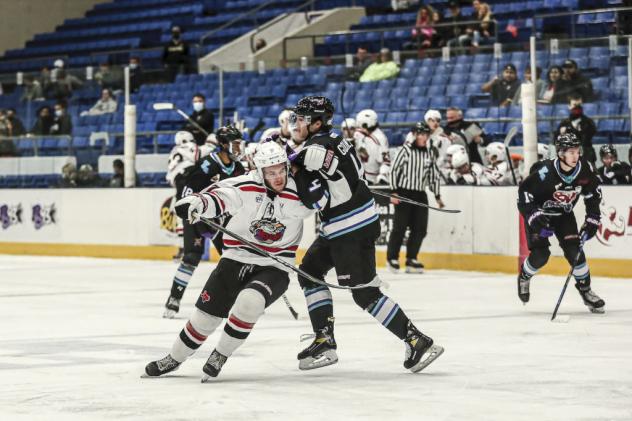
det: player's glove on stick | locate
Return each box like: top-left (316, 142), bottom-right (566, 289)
top-left (175, 193), bottom-right (216, 223)
top-left (581, 214), bottom-right (600, 241)
top-left (528, 209), bottom-right (553, 238)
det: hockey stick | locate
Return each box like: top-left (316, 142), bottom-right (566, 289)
top-left (281, 294), bottom-right (299, 320)
top-left (196, 216), bottom-right (382, 291)
top-left (551, 233), bottom-right (585, 321)
top-left (153, 102), bottom-right (216, 143)
top-left (503, 125), bottom-right (519, 185)
top-left (370, 189), bottom-right (461, 213)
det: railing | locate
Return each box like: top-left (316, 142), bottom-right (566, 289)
top-left (0, 135), bottom-right (73, 157)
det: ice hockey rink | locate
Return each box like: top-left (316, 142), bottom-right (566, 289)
top-left (1, 254), bottom-right (631, 421)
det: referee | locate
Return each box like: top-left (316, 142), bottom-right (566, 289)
top-left (386, 121), bottom-right (444, 273)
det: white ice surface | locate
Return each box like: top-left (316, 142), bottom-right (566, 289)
top-left (1, 255), bottom-right (631, 421)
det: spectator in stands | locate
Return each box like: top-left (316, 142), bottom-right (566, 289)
top-left (408, 5), bottom-right (440, 50)
top-left (472, 1), bottom-right (494, 45)
top-left (6, 109), bottom-right (25, 136)
top-left (50, 102), bottom-right (72, 136)
top-left (555, 95), bottom-right (597, 164)
top-left (49, 69), bottom-right (83, 101)
top-left (95, 62), bottom-right (124, 91)
top-left (58, 163), bottom-right (78, 188)
top-left (21, 75), bottom-right (44, 102)
top-left (39, 67), bottom-right (53, 98)
top-left (512, 66), bottom-right (546, 105)
top-left (347, 46), bottom-right (372, 80)
top-left (540, 65), bottom-right (564, 104)
top-left (359, 47), bottom-right (400, 82)
top-left (185, 93), bottom-right (214, 145)
top-left (129, 56), bottom-right (144, 93)
top-left (52, 59), bottom-right (65, 80)
top-left (163, 26), bottom-right (190, 81)
top-left (0, 110), bottom-right (13, 137)
top-left (557, 59), bottom-right (594, 102)
top-left (109, 159), bottom-right (125, 188)
top-left (77, 164), bottom-right (103, 188)
top-left (443, 106), bottom-right (486, 164)
top-left (82, 89), bottom-right (118, 116)
top-left (30, 106), bottom-right (54, 136)
top-left (444, 0), bottom-right (468, 48)
top-left (482, 63), bottom-right (520, 107)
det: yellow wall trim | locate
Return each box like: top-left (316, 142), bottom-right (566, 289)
top-left (1, 242), bottom-right (630, 278)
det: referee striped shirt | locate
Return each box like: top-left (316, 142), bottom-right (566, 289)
top-left (389, 143), bottom-right (441, 197)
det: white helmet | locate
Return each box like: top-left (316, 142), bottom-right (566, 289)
top-left (356, 109), bottom-right (378, 131)
top-left (342, 118), bottom-right (356, 130)
top-left (451, 150), bottom-right (469, 168)
top-left (537, 143), bottom-right (550, 159)
top-left (485, 142), bottom-right (507, 162)
top-left (278, 109), bottom-right (292, 127)
top-left (446, 144), bottom-right (466, 157)
top-left (253, 141), bottom-right (288, 183)
top-left (174, 131), bottom-right (194, 146)
top-left (424, 109), bottom-right (441, 123)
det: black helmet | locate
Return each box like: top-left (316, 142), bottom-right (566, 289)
top-left (599, 144), bottom-right (617, 159)
top-left (293, 96), bottom-right (334, 126)
top-left (554, 132), bottom-right (581, 152)
top-left (412, 121), bottom-right (431, 135)
top-left (215, 125), bottom-right (242, 144)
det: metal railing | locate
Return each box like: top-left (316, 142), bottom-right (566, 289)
top-left (0, 135), bottom-right (73, 157)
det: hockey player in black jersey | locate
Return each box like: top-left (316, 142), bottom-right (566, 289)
top-left (290, 96), bottom-right (443, 373)
top-left (163, 126), bottom-right (246, 318)
top-left (596, 144), bottom-right (631, 185)
top-left (517, 132), bottom-right (605, 313)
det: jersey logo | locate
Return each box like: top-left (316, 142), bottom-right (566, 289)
top-left (200, 290), bottom-right (211, 303)
top-left (309, 179), bottom-right (322, 192)
top-left (249, 218), bottom-right (286, 244)
top-left (553, 190), bottom-right (578, 204)
top-left (538, 166), bottom-right (549, 181)
top-left (201, 160), bottom-right (211, 174)
top-left (544, 187), bottom-right (582, 213)
top-left (337, 139), bottom-right (352, 156)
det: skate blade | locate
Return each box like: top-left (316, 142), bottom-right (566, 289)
top-left (387, 267), bottom-right (400, 274)
top-left (163, 309), bottom-right (177, 319)
top-left (589, 306), bottom-right (605, 314)
top-left (298, 349), bottom-right (338, 370)
top-left (410, 344), bottom-right (444, 373)
top-left (201, 373), bottom-right (215, 383)
top-left (405, 268), bottom-right (424, 274)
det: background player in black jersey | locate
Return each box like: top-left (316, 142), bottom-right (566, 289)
top-left (163, 126), bottom-right (246, 318)
top-left (596, 144), bottom-right (631, 185)
top-left (290, 96), bottom-right (443, 373)
top-left (517, 132), bottom-right (605, 313)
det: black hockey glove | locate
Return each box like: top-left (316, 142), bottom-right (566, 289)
top-left (581, 214), bottom-right (600, 242)
top-left (527, 209), bottom-right (553, 238)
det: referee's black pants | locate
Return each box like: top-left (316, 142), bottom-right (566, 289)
top-left (386, 189), bottom-right (428, 261)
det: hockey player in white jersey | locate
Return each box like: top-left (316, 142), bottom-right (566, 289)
top-left (341, 117), bottom-right (356, 142)
top-left (484, 142), bottom-right (515, 185)
top-left (353, 109), bottom-right (390, 184)
top-left (437, 143), bottom-right (467, 180)
top-left (448, 149), bottom-right (489, 185)
top-left (144, 142), bottom-right (314, 381)
top-left (260, 109), bottom-right (293, 144)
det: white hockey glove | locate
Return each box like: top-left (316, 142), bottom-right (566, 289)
top-left (302, 144), bottom-right (339, 177)
top-left (175, 193), bottom-right (216, 224)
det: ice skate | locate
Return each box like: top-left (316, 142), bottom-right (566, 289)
top-left (403, 322), bottom-right (444, 373)
top-left (387, 259), bottom-right (400, 273)
top-left (201, 349), bottom-right (228, 382)
top-left (142, 354), bottom-right (180, 377)
top-left (298, 317), bottom-right (338, 370)
top-left (163, 296), bottom-right (180, 319)
top-left (575, 284), bottom-right (605, 314)
top-left (517, 271), bottom-right (531, 304)
top-left (405, 259), bottom-right (424, 274)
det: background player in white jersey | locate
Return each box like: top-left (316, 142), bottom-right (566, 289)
top-left (484, 142), bottom-right (515, 185)
top-left (341, 117), bottom-right (356, 143)
top-left (353, 109), bottom-right (390, 185)
top-left (260, 109), bottom-right (293, 144)
top-left (448, 149), bottom-right (488, 185)
top-left (144, 142), bottom-right (313, 381)
top-left (438, 143), bottom-right (467, 180)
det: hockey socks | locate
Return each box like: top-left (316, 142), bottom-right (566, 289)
top-left (303, 286), bottom-right (334, 331)
top-left (170, 310), bottom-right (222, 362)
top-left (169, 262), bottom-right (196, 299)
top-left (367, 295), bottom-right (409, 340)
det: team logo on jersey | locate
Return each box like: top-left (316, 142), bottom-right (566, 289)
top-left (596, 205), bottom-right (626, 246)
top-left (552, 190), bottom-right (579, 204)
top-left (32, 204), bottom-right (56, 230)
top-left (0, 204), bottom-right (22, 230)
top-left (249, 218), bottom-right (286, 243)
top-left (200, 290), bottom-right (211, 303)
top-left (544, 187), bottom-right (582, 213)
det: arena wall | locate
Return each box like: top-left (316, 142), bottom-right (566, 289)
top-left (0, 186), bottom-right (630, 277)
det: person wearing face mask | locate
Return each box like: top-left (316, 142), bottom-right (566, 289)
top-left (163, 26), bottom-right (190, 81)
top-left (128, 56), bottom-right (143, 93)
top-left (184, 93), bottom-right (215, 145)
top-left (50, 102), bottom-right (72, 136)
top-left (554, 95), bottom-right (597, 164)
